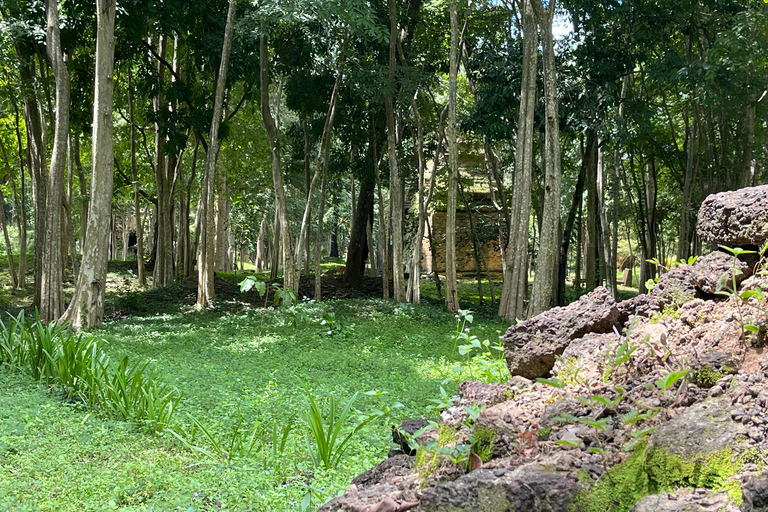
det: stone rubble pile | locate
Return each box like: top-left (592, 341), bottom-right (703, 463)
top-left (321, 185), bottom-right (768, 512)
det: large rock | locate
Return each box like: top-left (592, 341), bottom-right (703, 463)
top-left (503, 287), bottom-right (618, 379)
top-left (697, 185), bottom-right (768, 247)
top-left (690, 250), bottom-right (752, 295)
top-left (652, 397), bottom-right (748, 459)
top-left (440, 381), bottom-right (509, 427)
top-left (651, 265), bottom-right (697, 307)
top-left (742, 472), bottom-right (768, 511)
top-left (319, 455), bottom-right (419, 512)
top-left (630, 489), bottom-right (732, 512)
top-left (418, 464), bottom-right (583, 512)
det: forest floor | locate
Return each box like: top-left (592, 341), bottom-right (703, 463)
top-left (0, 257), bottom-right (636, 511)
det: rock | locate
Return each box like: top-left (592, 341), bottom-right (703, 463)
top-left (742, 472), bottom-right (768, 511)
top-left (417, 464), bottom-right (583, 512)
top-left (392, 419), bottom-right (436, 455)
top-left (652, 397), bottom-right (748, 459)
top-left (651, 265), bottom-right (697, 307)
top-left (690, 250), bottom-right (752, 295)
top-left (319, 456), bottom-right (419, 512)
top-left (553, 332), bottom-right (616, 384)
top-left (440, 381), bottom-right (509, 427)
top-left (691, 352), bottom-right (740, 388)
top-left (503, 287), bottom-right (618, 379)
top-left (630, 488), bottom-right (731, 512)
top-left (697, 185), bottom-right (768, 247)
top-left (616, 294), bottom-right (662, 326)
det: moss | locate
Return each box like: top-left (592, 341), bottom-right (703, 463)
top-left (740, 447), bottom-right (765, 466)
top-left (692, 366), bottom-right (726, 388)
top-left (572, 443), bottom-right (743, 512)
top-left (471, 427), bottom-right (497, 462)
top-left (415, 425), bottom-right (460, 483)
top-left (537, 426), bottom-right (552, 442)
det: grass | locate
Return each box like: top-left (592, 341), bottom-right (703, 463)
top-left (0, 253), bottom-right (634, 511)
top-left (0, 286), bottom-right (507, 510)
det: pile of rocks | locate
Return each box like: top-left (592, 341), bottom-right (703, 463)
top-left (321, 185), bottom-right (768, 512)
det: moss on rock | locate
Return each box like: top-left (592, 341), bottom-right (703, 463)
top-left (572, 443), bottom-right (743, 512)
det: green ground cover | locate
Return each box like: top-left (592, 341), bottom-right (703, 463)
top-left (0, 283), bottom-right (507, 511)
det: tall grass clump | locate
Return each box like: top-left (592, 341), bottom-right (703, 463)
top-left (0, 310), bottom-right (180, 433)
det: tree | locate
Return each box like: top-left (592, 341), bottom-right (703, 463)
top-left (39, 0), bottom-right (71, 323)
top-left (61, 0), bottom-right (116, 329)
top-left (197, 0), bottom-right (236, 308)
top-left (445, 0), bottom-right (460, 313)
top-left (498, 0), bottom-right (537, 322)
top-left (527, 0), bottom-right (561, 317)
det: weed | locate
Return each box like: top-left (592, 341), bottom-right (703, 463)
top-left (305, 390), bottom-right (377, 469)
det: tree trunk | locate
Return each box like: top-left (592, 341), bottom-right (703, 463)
top-left (17, 56), bottom-right (45, 305)
top-left (346, 118), bottom-right (381, 286)
top-left (557, 135), bottom-right (588, 306)
top-left (597, 141), bottom-right (617, 297)
top-left (498, 0), bottom-right (537, 322)
top-left (528, 0), bottom-right (561, 317)
top-left (296, 37), bottom-right (346, 278)
top-left (445, 0), bottom-right (460, 312)
top-left (386, 0), bottom-right (405, 302)
top-left (197, 0), bottom-right (236, 307)
top-left (151, 36), bottom-right (175, 288)
top-left (59, 0), bottom-right (113, 329)
top-left (303, 119), bottom-right (312, 274)
top-left (260, 26), bottom-right (297, 293)
top-left (0, 187), bottom-right (16, 289)
top-left (314, 153), bottom-right (330, 300)
top-left (215, 157), bottom-right (231, 271)
top-left (40, 0), bottom-right (70, 323)
top-left (585, 130), bottom-right (599, 291)
top-left (127, 69), bottom-right (146, 286)
top-left (677, 110), bottom-right (696, 261)
top-left (10, 102), bottom-right (27, 289)
top-left (0, 138), bottom-right (18, 288)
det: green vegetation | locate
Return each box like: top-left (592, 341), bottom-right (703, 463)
top-left (573, 444), bottom-right (743, 512)
top-left (0, 284), bottom-right (507, 511)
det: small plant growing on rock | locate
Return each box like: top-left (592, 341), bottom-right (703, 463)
top-left (717, 245), bottom-right (760, 345)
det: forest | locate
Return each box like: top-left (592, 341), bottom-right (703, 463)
top-left (0, 0), bottom-right (767, 511)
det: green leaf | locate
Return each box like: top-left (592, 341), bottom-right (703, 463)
top-left (536, 377), bottom-right (566, 388)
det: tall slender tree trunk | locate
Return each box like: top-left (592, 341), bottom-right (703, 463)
top-left (498, 0), bottom-right (537, 321)
top-left (386, 0), bottom-right (405, 302)
top-left (296, 36), bottom-right (346, 278)
top-left (445, 0), bottom-right (460, 312)
top-left (260, 26), bottom-right (297, 293)
top-left (585, 131), bottom-right (599, 291)
top-left (0, 138), bottom-right (18, 288)
top-left (613, 75), bottom-right (630, 291)
top-left (10, 102), bottom-right (27, 289)
top-left (597, 140), bottom-right (617, 297)
top-left (215, 157), bottom-right (230, 271)
top-left (557, 135), bottom-right (589, 306)
top-left (40, 0), bottom-right (70, 323)
top-left (528, 0), bottom-right (561, 316)
top-left (197, 0), bottom-right (236, 307)
top-left (59, 0), bottom-right (114, 329)
top-left (678, 111), bottom-right (697, 261)
top-left (16, 57), bottom-right (45, 305)
top-left (314, 154), bottom-right (330, 300)
top-left (151, 36), bottom-right (175, 287)
top-left (128, 68), bottom-right (146, 285)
